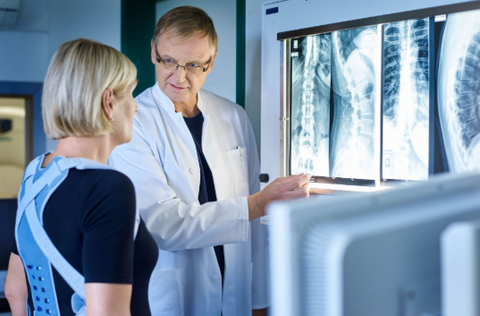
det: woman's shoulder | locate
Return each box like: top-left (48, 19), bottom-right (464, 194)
top-left (67, 168), bottom-right (135, 199)
top-left (63, 169), bottom-right (136, 223)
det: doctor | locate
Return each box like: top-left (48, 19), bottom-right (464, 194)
top-left (109, 6), bottom-right (311, 316)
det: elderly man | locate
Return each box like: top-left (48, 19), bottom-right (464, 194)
top-left (109, 6), bottom-right (311, 316)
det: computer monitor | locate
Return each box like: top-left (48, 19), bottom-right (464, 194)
top-left (267, 171), bottom-right (480, 316)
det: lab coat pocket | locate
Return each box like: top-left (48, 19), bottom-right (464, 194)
top-left (148, 269), bottom-right (184, 316)
top-left (226, 147), bottom-right (249, 197)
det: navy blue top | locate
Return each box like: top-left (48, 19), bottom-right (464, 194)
top-left (15, 168), bottom-right (158, 316)
top-left (183, 112), bottom-right (225, 280)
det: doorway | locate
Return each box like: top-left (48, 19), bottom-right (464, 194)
top-left (0, 96), bottom-right (32, 198)
top-left (0, 81), bottom-right (43, 315)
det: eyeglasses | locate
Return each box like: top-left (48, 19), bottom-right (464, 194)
top-left (155, 48), bottom-right (211, 74)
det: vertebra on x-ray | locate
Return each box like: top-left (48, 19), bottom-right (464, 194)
top-left (382, 18), bottom-right (430, 181)
top-left (290, 34), bottom-right (332, 176)
top-left (438, 10), bottom-right (480, 173)
top-left (329, 26), bottom-right (378, 180)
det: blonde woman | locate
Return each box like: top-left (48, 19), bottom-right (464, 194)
top-left (5, 39), bottom-right (158, 316)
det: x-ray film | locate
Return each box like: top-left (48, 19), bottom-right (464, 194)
top-left (290, 34), bottom-right (332, 176)
top-left (282, 3), bottom-right (480, 186)
top-left (438, 10), bottom-right (480, 173)
top-left (382, 19), bottom-right (430, 181)
top-left (330, 26), bottom-right (379, 180)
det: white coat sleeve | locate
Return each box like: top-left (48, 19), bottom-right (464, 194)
top-left (109, 123), bottom-right (250, 251)
top-left (241, 112), bottom-right (270, 309)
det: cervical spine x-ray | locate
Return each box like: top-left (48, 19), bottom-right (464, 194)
top-left (382, 18), bottom-right (430, 180)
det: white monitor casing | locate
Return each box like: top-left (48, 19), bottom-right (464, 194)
top-left (441, 221), bottom-right (480, 316)
top-left (268, 172), bottom-right (480, 316)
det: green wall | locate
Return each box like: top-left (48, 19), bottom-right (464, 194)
top-left (121, 0), bottom-right (156, 97)
top-left (236, 0), bottom-right (246, 108)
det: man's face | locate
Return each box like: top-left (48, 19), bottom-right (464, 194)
top-left (151, 31), bottom-right (216, 106)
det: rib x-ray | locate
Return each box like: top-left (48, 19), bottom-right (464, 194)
top-left (438, 10), bottom-right (480, 173)
top-left (290, 34), bottom-right (332, 176)
top-left (330, 26), bottom-right (378, 180)
top-left (382, 19), bottom-right (430, 180)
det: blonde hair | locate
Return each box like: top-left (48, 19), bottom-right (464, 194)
top-left (152, 6), bottom-right (218, 55)
top-left (42, 39), bottom-right (137, 139)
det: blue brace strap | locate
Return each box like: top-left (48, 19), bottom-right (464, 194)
top-left (15, 154), bottom-right (138, 316)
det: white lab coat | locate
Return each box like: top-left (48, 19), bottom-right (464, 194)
top-left (109, 84), bottom-right (269, 316)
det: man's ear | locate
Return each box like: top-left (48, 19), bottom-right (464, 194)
top-left (206, 51), bottom-right (218, 74)
top-left (151, 40), bottom-right (157, 65)
top-left (102, 88), bottom-right (114, 121)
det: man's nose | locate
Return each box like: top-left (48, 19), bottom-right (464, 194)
top-left (172, 65), bottom-right (187, 82)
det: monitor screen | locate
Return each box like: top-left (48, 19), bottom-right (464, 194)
top-left (267, 171), bottom-right (480, 316)
top-left (284, 1), bottom-right (480, 186)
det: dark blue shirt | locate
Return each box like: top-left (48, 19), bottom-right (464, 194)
top-left (183, 111), bottom-right (225, 281)
top-left (15, 168), bottom-right (158, 316)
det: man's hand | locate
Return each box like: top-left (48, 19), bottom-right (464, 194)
top-left (309, 187), bottom-right (334, 195)
top-left (247, 173), bottom-right (311, 220)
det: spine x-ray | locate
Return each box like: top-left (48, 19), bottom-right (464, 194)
top-left (438, 10), bottom-right (480, 173)
top-left (286, 7), bottom-right (480, 183)
top-left (330, 26), bottom-right (378, 180)
top-left (382, 19), bottom-right (430, 180)
top-left (290, 34), bottom-right (332, 176)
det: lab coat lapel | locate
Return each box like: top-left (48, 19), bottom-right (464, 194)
top-left (197, 90), bottom-right (231, 201)
top-left (152, 85), bottom-right (201, 199)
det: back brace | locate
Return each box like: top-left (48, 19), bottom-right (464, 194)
top-left (15, 154), bottom-right (139, 316)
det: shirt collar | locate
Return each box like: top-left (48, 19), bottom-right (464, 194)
top-left (152, 83), bottom-right (207, 117)
top-left (152, 83), bottom-right (176, 115)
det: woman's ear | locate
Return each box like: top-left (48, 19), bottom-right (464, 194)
top-left (102, 88), bottom-right (114, 121)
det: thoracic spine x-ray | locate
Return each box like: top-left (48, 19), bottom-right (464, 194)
top-left (330, 26), bottom-right (378, 179)
top-left (291, 35), bottom-right (332, 176)
top-left (382, 19), bottom-right (430, 180)
top-left (438, 11), bottom-right (480, 173)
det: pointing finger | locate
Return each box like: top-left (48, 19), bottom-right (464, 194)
top-left (309, 188), bottom-right (333, 195)
top-left (282, 173), bottom-right (311, 191)
top-left (284, 184), bottom-right (309, 200)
